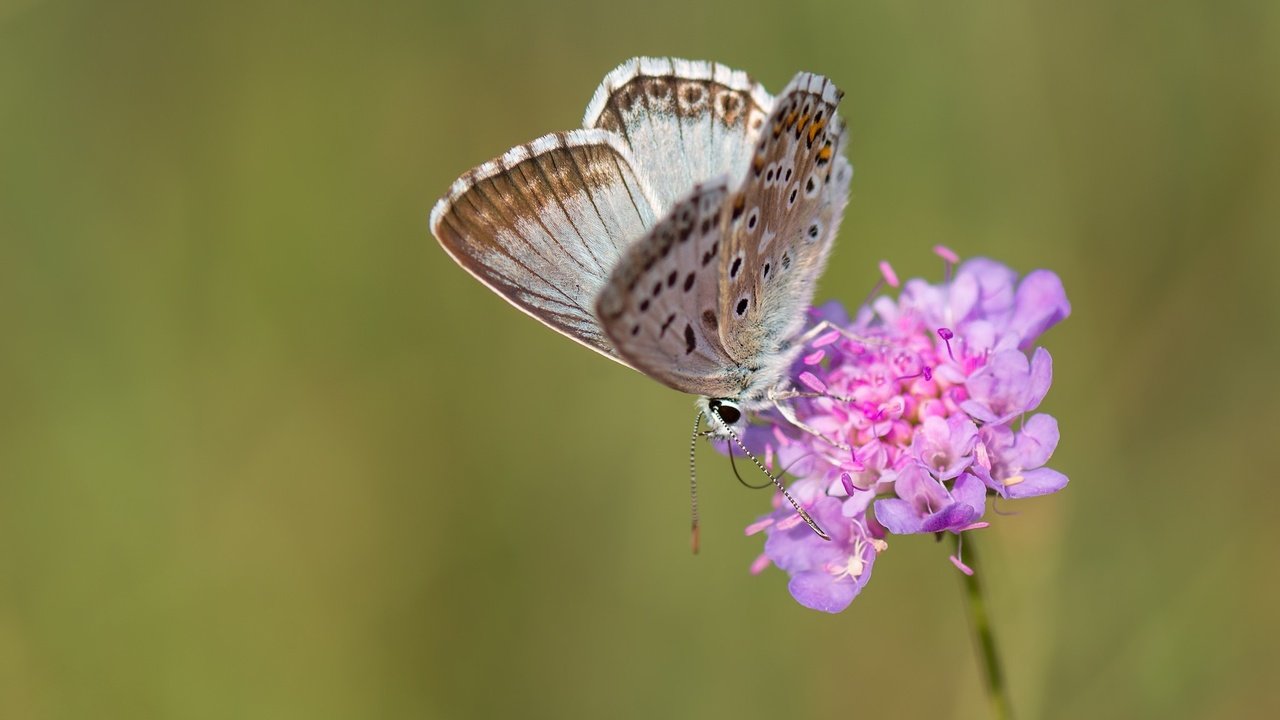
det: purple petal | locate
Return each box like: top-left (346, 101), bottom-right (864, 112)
top-left (763, 517), bottom-right (821, 572)
top-left (959, 319), bottom-right (998, 355)
top-left (871, 296), bottom-right (900, 324)
top-left (892, 463), bottom-right (951, 512)
top-left (959, 399), bottom-right (1000, 424)
top-left (969, 464), bottom-right (1007, 498)
top-left (1005, 467), bottom-right (1069, 498)
top-left (951, 472), bottom-right (988, 522)
top-left (947, 271), bottom-right (980, 321)
top-left (1025, 347), bottom-right (1053, 413)
top-left (788, 571), bottom-right (860, 613)
top-left (874, 499), bottom-right (925, 534)
top-left (922, 503), bottom-right (978, 533)
top-left (911, 415), bottom-right (978, 480)
top-left (808, 496), bottom-right (854, 546)
top-left (962, 348), bottom-right (1054, 423)
top-left (1010, 270), bottom-right (1071, 348)
top-left (900, 278), bottom-right (946, 320)
top-left (854, 438), bottom-right (890, 472)
top-left (1013, 414), bottom-right (1060, 469)
top-left (810, 300), bottom-right (851, 327)
top-left (958, 258), bottom-right (1018, 321)
top-left (763, 498), bottom-right (851, 571)
top-left (842, 490), bottom-right (875, 516)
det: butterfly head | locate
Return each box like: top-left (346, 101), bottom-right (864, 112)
top-left (700, 397), bottom-right (744, 438)
top-left (693, 395), bottom-right (833, 544)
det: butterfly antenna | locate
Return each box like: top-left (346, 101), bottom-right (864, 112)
top-left (728, 442), bottom-right (822, 490)
top-left (725, 438), bottom-right (772, 489)
top-left (689, 411), bottom-right (702, 554)
top-left (709, 409), bottom-right (830, 542)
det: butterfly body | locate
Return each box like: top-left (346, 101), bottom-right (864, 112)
top-left (431, 58), bottom-right (852, 430)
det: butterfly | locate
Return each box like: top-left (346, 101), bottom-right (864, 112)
top-left (430, 57), bottom-right (852, 542)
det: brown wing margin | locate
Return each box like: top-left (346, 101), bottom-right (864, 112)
top-left (582, 57), bottom-right (775, 212)
top-left (431, 129), bottom-right (662, 365)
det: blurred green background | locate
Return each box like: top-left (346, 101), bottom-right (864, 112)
top-left (2, 0), bottom-right (1278, 718)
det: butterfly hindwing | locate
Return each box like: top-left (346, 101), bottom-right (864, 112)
top-left (717, 72), bottom-right (853, 366)
top-left (584, 57), bottom-right (774, 212)
top-left (596, 178), bottom-right (746, 397)
top-left (432, 62), bottom-right (853, 403)
top-left (430, 129), bottom-right (661, 364)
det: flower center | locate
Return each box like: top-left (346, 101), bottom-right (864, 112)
top-left (829, 538), bottom-right (870, 581)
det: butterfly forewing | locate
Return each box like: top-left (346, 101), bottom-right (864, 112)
top-left (717, 72), bottom-right (853, 366)
top-left (596, 179), bottom-right (745, 398)
top-left (432, 60), bottom-right (853, 405)
top-left (430, 129), bottom-right (661, 363)
top-left (584, 57), bottom-right (774, 212)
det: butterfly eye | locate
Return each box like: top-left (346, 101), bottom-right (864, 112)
top-left (708, 400), bottom-right (742, 425)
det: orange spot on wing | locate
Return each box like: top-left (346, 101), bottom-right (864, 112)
top-left (808, 119), bottom-right (827, 144)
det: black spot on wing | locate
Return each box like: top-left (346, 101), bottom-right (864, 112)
top-left (660, 313), bottom-right (676, 337)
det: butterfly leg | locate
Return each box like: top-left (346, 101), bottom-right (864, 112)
top-left (791, 319), bottom-right (891, 349)
top-left (767, 389), bottom-right (854, 452)
top-left (772, 388), bottom-right (857, 404)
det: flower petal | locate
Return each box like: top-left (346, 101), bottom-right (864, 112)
top-left (951, 472), bottom-right (988, 522)
top-left (1025, 347), bottom-right (1053, 413)
top-left (788, 571), bottom-right (860, 613)
top-left (1005, 467), bottom-right (1069, 498)
top-left (922, 503), bottom-right (977, 533)
top-left (1014, 414), bottom-right (1060, 469)
top-left (873, 498), bottom-right (925, 535)
top-left (958, 258), bottom-right (1018, 321)
top-left (1011, 270), bottom-right (1071, 348)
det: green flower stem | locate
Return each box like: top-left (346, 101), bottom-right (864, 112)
top-left (953, 532), bottom-right (1012, 720)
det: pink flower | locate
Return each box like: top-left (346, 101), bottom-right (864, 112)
top-left (730, 254), bottom-right (1071, 611)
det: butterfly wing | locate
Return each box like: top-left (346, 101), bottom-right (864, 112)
top-left (595, 178), bottom-right (746, 398)
top-left (584, 57), bottom-right (774, 212)
top-left (717, 72), bottom-right (853, 366)
top-left (430, 129), bottom-right (661, 364)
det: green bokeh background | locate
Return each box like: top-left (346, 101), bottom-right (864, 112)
top-left (3, 1), bottom-right (1277, 718)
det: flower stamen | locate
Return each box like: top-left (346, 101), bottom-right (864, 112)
top-left (934, 245), bottom-right (959, 283)
top-left (879, 261), bottom-right (900, 288)
top-left (937, 327), bottom-right (957, 362)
